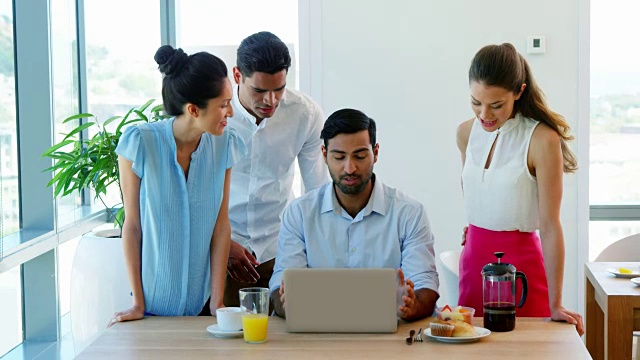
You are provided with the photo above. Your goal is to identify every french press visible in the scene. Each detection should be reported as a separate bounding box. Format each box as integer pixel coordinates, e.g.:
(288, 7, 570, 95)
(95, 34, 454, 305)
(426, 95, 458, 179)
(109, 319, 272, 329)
(482, 251, 528, 332)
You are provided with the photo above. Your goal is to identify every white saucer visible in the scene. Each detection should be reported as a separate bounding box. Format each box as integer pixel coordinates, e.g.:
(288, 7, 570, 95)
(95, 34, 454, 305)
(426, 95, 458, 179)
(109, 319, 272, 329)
(606, 268, 640, 279)
(206, 324, 243, 338)
(631, 277, 640, 287)
(425, 326, 491, 343)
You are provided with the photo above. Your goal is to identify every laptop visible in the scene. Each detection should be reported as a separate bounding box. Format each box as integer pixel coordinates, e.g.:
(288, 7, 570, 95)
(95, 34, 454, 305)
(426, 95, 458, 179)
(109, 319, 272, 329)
(283, 268, 398, 333)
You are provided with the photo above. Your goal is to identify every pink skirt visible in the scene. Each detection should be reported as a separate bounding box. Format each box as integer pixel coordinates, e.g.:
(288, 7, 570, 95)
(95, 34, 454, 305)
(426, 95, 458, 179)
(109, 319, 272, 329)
(458, 224, 550, 317)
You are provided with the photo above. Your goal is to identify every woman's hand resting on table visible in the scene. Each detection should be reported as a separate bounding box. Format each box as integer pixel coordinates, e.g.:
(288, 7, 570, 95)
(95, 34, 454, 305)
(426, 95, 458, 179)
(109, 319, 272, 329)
(550, 305, 584, 336)
(107, 304, 145, 328)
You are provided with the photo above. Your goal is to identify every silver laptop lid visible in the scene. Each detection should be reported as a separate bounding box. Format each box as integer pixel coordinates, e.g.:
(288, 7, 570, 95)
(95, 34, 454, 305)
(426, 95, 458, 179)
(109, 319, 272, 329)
(283, 268, 398, 333)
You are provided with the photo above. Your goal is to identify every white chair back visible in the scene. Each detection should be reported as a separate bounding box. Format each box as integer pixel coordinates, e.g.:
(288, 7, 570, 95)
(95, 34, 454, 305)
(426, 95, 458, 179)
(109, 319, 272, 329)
(595, 233, 640, 262)
(438, 250, 461, 306)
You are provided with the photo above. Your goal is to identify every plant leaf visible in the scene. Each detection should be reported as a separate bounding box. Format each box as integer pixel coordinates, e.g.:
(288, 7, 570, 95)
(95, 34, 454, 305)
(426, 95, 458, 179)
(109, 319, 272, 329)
(121, 107, 135, 123)
(62, 122, 96, 141)
(133, 110, 148, 122)
(116, 118, 144, 135)
(139, 99, 155, 113)
(63, 113, 94, 124)
(114, 207, 125, 229)
(102, 116, 122, 128)
(42, 140, 75, 157)
(46, 152, 76, 162)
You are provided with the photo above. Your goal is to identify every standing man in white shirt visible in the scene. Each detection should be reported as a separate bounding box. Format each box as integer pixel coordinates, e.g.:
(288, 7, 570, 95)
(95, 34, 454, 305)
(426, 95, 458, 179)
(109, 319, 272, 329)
(224, 31, 329, 308)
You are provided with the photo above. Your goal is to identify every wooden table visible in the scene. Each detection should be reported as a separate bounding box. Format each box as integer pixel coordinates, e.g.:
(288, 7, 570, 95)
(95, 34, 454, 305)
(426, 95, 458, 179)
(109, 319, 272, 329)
(78, 316, 589, 359)
(585, 262, 640, 360)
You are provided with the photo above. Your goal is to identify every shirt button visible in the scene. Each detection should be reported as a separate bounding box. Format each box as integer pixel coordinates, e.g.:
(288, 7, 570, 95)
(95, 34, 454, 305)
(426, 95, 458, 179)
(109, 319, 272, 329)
(350, 247, 356, 253)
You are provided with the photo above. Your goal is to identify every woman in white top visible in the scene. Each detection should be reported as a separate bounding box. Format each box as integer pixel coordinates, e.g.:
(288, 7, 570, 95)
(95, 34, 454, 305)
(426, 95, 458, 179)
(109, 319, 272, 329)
(456, 43, 583, 335)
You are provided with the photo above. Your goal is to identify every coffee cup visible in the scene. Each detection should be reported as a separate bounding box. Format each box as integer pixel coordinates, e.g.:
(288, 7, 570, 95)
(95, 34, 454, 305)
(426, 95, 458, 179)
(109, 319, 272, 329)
(216, 307, 242, 332)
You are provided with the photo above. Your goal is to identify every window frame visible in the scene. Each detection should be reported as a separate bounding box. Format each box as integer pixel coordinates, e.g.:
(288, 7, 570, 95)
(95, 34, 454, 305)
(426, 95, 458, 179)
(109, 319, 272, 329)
(0, 0, 179, 357)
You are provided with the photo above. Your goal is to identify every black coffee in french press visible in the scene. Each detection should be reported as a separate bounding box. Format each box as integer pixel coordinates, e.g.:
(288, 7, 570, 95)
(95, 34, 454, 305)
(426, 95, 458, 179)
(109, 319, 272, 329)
(482, 252, 528, 332)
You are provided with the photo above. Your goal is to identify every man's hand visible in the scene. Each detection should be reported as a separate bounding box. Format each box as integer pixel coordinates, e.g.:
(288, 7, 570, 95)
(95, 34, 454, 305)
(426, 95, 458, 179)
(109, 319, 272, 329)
(272, 280, 286, 318)
(279, 280, 286, 310)
(227, 241, 260, 283)
(396, 268, 418, 320)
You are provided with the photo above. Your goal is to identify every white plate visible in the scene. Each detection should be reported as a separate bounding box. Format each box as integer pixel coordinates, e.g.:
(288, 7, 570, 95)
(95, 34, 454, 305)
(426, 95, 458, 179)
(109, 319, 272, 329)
(206, 324, 243, 338)
(631, 277, 640, 286)
(606, 268, 640, 279)
(425, 326, 491, 343)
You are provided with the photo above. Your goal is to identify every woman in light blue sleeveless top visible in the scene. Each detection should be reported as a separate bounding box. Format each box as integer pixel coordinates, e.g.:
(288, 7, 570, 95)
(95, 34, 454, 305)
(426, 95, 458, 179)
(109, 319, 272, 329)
(109, 45, 245, 325)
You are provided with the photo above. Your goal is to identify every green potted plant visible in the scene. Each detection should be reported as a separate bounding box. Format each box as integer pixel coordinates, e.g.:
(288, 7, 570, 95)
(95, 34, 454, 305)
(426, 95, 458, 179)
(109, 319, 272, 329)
(42, 99, 168, 228)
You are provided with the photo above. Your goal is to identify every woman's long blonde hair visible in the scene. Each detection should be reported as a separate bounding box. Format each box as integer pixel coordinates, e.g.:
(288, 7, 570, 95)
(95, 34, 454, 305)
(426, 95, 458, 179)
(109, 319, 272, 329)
(469, 43, 578, 173)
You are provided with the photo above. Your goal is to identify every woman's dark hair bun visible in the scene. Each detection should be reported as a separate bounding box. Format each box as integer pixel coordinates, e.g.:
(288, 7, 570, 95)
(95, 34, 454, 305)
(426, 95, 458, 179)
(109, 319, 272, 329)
(154, 45, 189, 76)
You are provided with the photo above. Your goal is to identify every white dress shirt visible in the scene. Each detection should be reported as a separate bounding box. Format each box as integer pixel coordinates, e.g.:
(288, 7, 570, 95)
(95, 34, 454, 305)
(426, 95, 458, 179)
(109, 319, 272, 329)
(269, 177, 440, 294)
(228, 85, 329, 263)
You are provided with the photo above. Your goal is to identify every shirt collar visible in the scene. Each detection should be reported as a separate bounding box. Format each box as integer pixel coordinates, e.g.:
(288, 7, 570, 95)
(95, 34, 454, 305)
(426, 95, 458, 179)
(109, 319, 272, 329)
(496, 112, 522, 134)
(320, 174, 387, 217)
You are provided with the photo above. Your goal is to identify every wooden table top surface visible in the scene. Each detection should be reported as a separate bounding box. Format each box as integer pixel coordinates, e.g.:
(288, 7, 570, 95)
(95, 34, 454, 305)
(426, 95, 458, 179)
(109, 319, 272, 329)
(78, 315, 590, 359)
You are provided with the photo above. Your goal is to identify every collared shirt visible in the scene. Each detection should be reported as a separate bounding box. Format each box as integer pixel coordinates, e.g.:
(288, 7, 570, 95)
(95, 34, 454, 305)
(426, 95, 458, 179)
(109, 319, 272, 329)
(227, 85, 329, 262)
(116, 119, 245, 316)
(269, 176, 439, 295)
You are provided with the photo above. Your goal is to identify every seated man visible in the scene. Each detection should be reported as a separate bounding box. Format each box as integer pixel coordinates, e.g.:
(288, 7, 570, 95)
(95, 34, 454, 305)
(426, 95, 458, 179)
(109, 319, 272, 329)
(269, 108, 439, 321)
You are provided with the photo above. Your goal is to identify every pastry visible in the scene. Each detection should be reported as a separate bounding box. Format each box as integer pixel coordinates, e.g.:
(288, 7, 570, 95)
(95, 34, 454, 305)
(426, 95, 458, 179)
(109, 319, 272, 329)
(430, 320, 455, 337)
(450, 320, 476, 337)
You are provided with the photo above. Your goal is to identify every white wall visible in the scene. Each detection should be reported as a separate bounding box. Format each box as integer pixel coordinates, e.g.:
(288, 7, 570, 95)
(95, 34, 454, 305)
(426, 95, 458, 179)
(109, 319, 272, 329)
(305, 0, 586, 311)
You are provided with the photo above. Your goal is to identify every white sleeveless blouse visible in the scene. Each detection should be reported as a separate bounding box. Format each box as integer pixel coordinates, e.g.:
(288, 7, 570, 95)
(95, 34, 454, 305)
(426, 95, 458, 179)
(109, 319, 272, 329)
(462, 113, 540, 232)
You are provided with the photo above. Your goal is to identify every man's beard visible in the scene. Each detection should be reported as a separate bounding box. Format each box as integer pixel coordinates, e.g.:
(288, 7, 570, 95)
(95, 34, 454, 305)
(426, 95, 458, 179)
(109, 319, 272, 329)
(331, 170, 373, 195)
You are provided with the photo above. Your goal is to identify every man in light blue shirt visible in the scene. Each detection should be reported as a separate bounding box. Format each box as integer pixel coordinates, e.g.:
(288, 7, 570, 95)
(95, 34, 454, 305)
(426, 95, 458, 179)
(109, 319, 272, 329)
(269, 109, 439, 321)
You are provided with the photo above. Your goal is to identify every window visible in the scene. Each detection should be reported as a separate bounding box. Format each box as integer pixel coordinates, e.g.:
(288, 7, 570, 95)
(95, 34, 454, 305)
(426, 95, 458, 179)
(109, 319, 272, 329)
(84, 0, 161, 209)
(0, 0, 20, 258)
(51, 0, 81, 227)
(589, 221, 640, 261)
(590, 0, 640, 259)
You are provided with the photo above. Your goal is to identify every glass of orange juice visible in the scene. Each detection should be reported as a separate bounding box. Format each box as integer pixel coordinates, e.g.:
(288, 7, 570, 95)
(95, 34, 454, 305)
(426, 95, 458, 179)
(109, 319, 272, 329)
(239, 287, 269, 343)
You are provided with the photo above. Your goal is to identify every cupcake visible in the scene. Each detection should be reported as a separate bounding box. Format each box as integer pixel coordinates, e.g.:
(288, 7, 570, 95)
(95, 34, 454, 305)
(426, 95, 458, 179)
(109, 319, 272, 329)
(430, 320, 455, 337)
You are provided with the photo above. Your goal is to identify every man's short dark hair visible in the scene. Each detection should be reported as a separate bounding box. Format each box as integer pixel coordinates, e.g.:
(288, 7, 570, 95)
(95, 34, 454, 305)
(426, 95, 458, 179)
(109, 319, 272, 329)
(321, 108, 377, 148)
(237, 31, 291, 77)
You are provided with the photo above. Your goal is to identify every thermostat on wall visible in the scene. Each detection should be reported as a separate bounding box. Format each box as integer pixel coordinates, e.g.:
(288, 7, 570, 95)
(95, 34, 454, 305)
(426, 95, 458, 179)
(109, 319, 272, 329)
(527, 36, 545, 54)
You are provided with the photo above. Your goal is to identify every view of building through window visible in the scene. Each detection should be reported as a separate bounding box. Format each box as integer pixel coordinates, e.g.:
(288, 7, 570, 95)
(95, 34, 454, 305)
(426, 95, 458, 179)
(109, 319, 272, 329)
(0, 1, 23, 355)
(51, 0, 81, 227)
(589, 0, 640, 259)
(84, 0, 162, 209)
